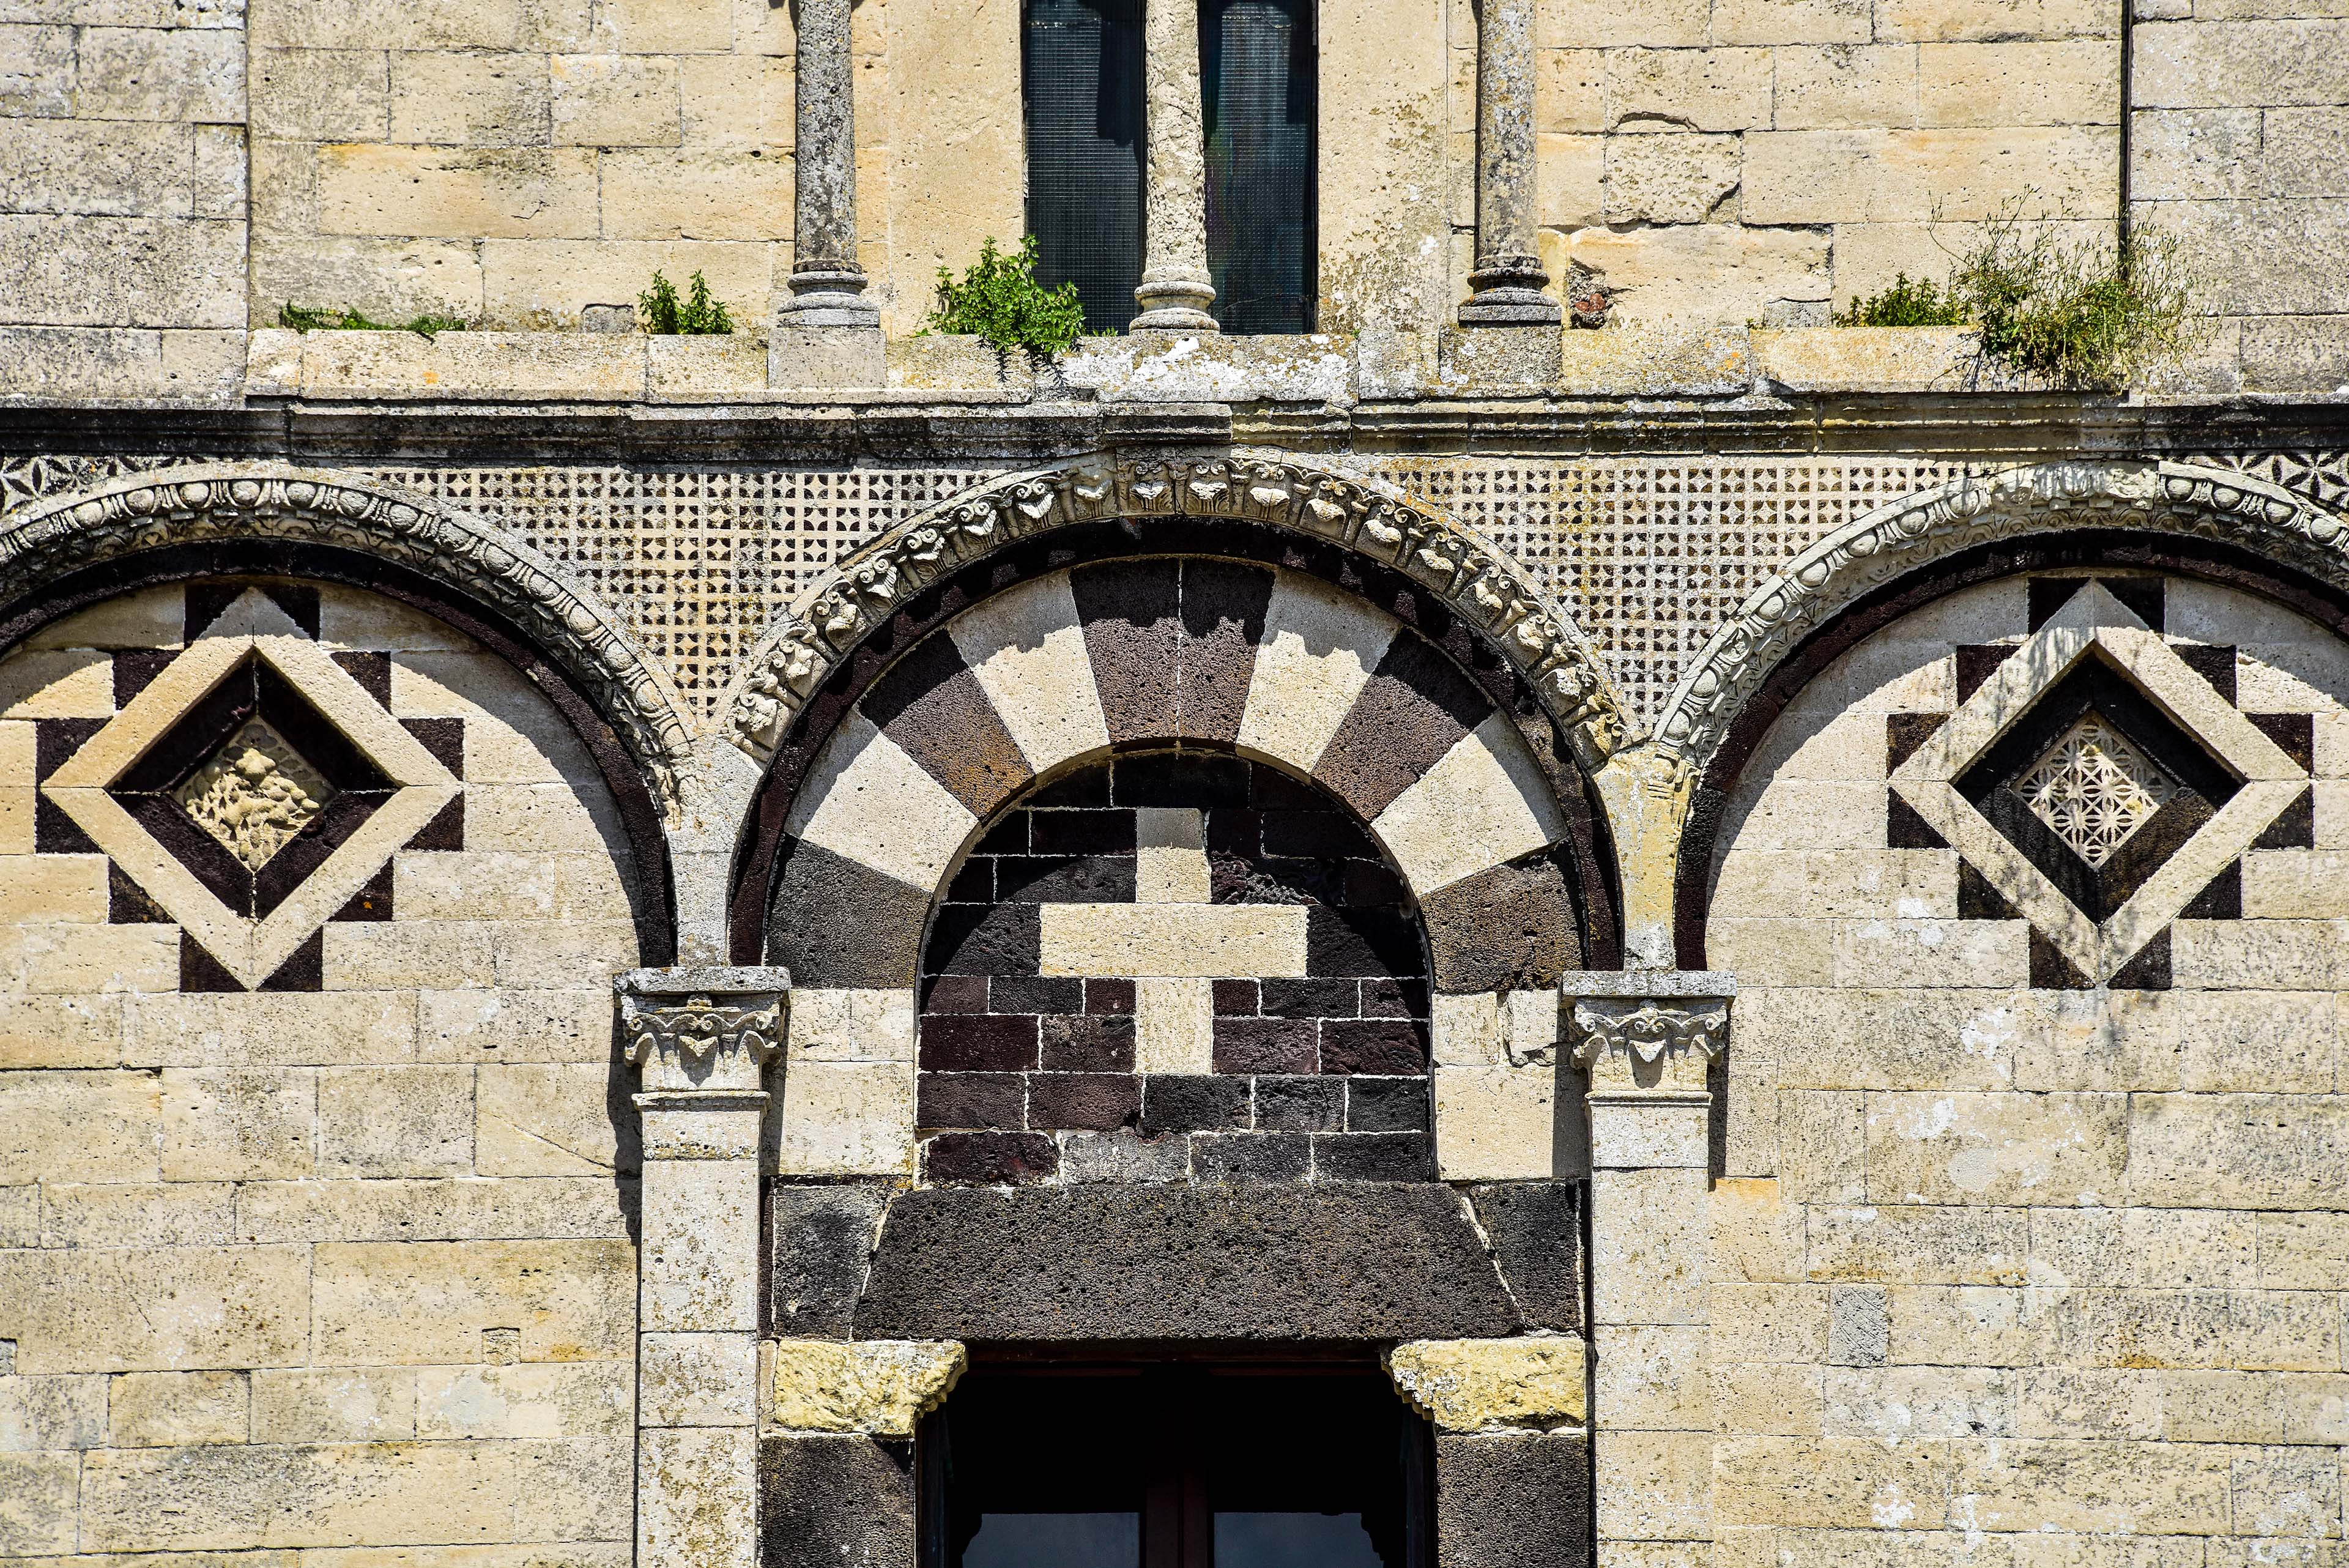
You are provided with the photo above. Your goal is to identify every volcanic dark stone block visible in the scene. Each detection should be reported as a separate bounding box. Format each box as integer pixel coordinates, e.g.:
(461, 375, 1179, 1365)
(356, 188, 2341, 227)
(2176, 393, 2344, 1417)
(993, 852, 1136, 902)
(1039, 1012, 1136, 1071)
(1211, 1016, 1319, 1074)
(1071, 558, 1182, 744)
(861, 633, 1034, 817)
(917, 1072, 1027, 1131)
(854, 1183, 1521, 1340)
(1261, 976, 1359, 1018)
(1321, 1018, 1426, 1075)
(766, 837, 929, 987)
(1433, 1432, 1591, 1568)
(1085, 978, 1136, 1014)
(1113, 749, 1253, 808)
(1212, 978, 1261, 1016)
(917, 1013, 1038, 1072)
(762, 1435, 915, 1568)
(769, 1182, 891, 1338)
(1140, 1073, 1251, 1133)
(989, 975, 1083, 1014)
(1466, 1180, 1584, 1332)
(1308, 907, 1423, 979)
(1026, 1072, 1141, 1130)
(1420, 853, 1578, 994)
(1255, 1074, 1345, 1131)
(1030, 809, 1139, 856)
(1346, 1077, 1431, 1133)
(1175, 558, 1275, 741)
(922, 1130, 1058, 1184)
(1314, 634, 1492, 820)
(920, 973, 988, 1013)
(924, 902, 1041, 976)
(1313, 1131, 1431, 1181)
(1193, 1131, 1311, 1184)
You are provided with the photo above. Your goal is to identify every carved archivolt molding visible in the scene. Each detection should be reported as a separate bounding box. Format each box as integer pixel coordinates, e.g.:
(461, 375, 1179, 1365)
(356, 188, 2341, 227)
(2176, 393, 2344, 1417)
(722, 450, 1628, 772)
(0, 461, 695, 796)
(1654, 459, 2349, 773)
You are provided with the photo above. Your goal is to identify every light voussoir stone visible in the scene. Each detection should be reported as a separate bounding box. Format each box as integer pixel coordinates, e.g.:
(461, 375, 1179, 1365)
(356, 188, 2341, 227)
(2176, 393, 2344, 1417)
(1386, 1336, 1589, 1432)
(766, 1338, 968, 1437)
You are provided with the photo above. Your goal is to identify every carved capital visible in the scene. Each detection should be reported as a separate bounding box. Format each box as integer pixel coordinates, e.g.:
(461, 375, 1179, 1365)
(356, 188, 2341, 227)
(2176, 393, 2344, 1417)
(617, 965, 792, 1097)
(1561, 972, 1735, 1095)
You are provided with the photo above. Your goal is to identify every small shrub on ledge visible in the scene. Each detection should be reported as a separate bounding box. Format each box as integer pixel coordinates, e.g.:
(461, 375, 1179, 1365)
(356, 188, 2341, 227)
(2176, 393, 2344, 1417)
(639, 270, 736, 334)
(278, 303, 470, 337)
(924, 235, 1085, 359)
(1832, 202, 2202, 391)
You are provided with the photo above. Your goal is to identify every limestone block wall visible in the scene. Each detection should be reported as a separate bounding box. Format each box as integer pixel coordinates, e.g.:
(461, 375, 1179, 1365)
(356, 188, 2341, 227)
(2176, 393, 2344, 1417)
(2131, 12, 2349, 390)
(245, 0, 1023, 336)
(1529, 0, 2124, 326)
(0, 579, 642, 1562)
(1701, 567, 2349, 1568)
(0, 0, 248, 400)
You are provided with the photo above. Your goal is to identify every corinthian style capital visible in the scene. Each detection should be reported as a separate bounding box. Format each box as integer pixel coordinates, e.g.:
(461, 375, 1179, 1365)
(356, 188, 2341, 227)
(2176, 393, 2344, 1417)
(616, 966, 792, 1096)
(1560, 972, 1735, 1093)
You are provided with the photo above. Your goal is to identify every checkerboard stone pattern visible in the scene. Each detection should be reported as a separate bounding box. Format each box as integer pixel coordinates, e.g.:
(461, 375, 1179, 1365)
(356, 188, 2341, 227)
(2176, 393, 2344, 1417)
(765, 555, 1590, 1183)
(0, 579, 642, 1561)
(918, 751, 1433, 1185)
(1701, 570, 2349, 1568)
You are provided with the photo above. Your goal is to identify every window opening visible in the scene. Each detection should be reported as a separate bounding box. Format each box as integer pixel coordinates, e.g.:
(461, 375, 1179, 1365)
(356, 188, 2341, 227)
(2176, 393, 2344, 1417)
(927, 1365, 1425, 1568)
(1025, 0, 1146, 332)
(1201, 0, 1316, 333)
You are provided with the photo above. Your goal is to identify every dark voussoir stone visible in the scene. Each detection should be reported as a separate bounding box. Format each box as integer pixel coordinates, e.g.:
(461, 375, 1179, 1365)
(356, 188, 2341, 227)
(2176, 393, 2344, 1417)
(853, 1183, 1521, 1341)
(1468, 1180, 1585, 1333)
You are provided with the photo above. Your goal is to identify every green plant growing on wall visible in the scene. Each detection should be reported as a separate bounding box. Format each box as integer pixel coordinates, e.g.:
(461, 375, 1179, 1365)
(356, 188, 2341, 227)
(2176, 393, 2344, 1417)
(279, 303, 470, 337)
(924, 236, 1085, 359)
(1831, 199, 2202, 391)
(639, 270, 737, 334)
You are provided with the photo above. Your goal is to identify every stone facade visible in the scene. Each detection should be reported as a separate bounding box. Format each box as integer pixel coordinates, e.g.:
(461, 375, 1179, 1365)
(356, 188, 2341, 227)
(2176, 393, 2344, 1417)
(1, 1, 2347, 1565)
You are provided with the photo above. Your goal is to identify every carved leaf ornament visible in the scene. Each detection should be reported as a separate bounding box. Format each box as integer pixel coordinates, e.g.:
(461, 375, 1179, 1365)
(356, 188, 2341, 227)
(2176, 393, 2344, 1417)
(725, 453, 1628, 774)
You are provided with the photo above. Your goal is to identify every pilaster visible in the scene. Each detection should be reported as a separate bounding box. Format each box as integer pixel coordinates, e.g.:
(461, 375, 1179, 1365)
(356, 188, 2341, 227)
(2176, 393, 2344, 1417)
(1563, 972, 1734, 1568)
(620, 966, 792, 1568)
(1131, 0, 1219, 332)
(1458, 0, 1559, 326)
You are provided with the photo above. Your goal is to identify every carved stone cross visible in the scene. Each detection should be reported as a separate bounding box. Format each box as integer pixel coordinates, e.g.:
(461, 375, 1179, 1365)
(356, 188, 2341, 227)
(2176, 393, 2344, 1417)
(1036, 808, 1308, 1073)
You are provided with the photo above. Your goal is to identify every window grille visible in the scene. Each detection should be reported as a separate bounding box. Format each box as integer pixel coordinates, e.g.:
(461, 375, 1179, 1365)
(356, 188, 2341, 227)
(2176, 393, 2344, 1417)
(1025, 0, 1146, 333)
(1202, 0, 1316, 334)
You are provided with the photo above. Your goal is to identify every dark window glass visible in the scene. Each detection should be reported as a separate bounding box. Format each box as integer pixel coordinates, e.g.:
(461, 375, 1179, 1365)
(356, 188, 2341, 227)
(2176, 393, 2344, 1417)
(929, 1367, 1423, 1568)
(1025, 0, 1146, 333)
(1201, 0, 1316, 334)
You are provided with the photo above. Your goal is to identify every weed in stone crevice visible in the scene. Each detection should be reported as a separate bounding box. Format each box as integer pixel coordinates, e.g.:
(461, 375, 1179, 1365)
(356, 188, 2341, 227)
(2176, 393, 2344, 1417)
(923, 235, 1085, 359)
(637, 270, 737, 335)
(278, 303, 471, 337)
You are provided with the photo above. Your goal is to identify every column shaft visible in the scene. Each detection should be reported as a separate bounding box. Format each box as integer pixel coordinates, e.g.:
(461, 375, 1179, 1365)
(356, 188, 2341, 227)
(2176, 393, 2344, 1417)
(1460, 0, 1560, 325)
(1132, 0, 1219, 332)
(785, 0, 875, 325)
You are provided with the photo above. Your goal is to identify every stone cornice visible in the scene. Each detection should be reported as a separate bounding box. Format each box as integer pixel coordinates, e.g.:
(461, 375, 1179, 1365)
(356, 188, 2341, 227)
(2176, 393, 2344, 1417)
(723, 449, 1630, 773)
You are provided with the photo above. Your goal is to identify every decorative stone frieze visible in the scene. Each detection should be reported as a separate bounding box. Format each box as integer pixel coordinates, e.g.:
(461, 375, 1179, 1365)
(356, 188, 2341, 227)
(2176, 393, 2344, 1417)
(1657, 459, 2349, 771)
(725, 451, 1625, 772)
(1386, 1337, 1587, 1432)
(0, 462, 693, 796)
(766, 1339, 967, 1437)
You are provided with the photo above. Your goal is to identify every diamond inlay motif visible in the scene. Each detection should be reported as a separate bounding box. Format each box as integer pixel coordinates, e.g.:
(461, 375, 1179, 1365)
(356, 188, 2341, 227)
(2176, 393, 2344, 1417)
(2012, 715, 2176, 868)
(174, 718, 338, 871)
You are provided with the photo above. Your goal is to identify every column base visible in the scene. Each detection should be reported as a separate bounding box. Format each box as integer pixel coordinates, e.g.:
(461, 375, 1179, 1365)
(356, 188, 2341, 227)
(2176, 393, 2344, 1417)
(1460, 256, 1562, 326)
(782, 264, 881, 329)
(1131, 275, 1220, 334)
(769, 321, 886, 389)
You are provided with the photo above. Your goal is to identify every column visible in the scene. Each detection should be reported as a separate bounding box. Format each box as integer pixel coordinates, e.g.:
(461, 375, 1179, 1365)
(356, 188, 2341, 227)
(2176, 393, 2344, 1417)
(1131, 0, 1219, 332)
(782, 0, 873, 327)
(1564, 971, 1734, 1568)
(619, 966, 792, 1568)
(1458, 0, 1560, 325)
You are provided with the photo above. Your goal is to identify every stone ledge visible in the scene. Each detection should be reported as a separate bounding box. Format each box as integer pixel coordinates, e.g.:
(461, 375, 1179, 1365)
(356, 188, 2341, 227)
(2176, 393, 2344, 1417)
(1386, 1336, 1588, 1432)
(765, 1338, 965, 1436)
(1753, 325, 1982, 393)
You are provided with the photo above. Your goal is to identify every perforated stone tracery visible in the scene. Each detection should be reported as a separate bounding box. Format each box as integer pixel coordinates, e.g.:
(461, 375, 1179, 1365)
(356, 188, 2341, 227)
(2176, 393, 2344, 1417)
(2011, 715, 2176, 868)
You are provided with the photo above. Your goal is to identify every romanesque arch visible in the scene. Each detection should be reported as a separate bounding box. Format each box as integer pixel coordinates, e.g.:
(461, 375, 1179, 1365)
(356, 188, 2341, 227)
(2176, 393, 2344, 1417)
(0, 461, 691, 962)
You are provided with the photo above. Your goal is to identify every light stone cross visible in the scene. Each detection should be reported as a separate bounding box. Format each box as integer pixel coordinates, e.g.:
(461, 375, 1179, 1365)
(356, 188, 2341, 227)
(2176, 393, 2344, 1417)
(1038, 808, 1309, 1072)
